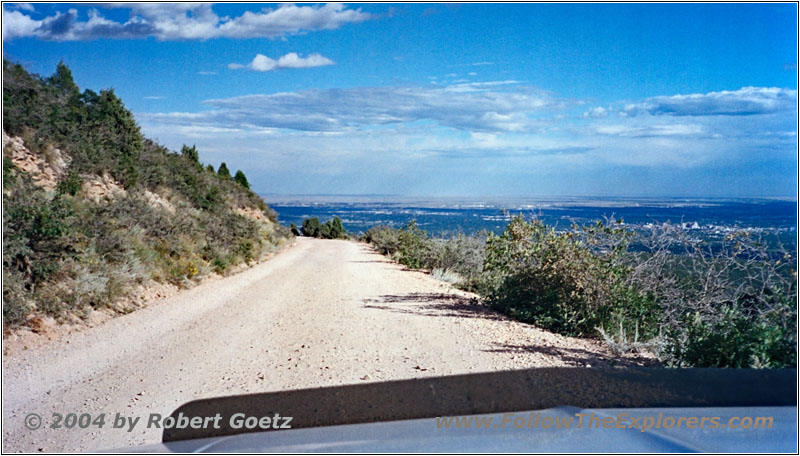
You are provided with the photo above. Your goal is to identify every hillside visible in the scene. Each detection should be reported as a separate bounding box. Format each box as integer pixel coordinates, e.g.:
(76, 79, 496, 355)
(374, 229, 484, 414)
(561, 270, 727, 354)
(2, 60, 292, 330)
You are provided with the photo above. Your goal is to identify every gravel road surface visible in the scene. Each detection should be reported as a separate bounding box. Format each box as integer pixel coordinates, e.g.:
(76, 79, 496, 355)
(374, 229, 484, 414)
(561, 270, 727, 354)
(3, 237, 647, 452)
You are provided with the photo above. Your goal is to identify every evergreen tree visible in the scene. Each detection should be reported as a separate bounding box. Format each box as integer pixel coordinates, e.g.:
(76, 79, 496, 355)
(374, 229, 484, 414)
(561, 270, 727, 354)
(181, 144, 199, 163)
(47, 61, 81, 100)
(91, 88, 143, 187)
(234, 170, 250, 189)
(329, 216, 346, 239)
(3, 60, 45, 134)
(217, 162, 230, 178)
(301, 217, 321, 237)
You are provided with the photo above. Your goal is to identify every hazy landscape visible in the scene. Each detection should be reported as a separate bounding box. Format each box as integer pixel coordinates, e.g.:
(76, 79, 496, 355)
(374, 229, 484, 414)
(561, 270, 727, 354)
(267, 196, 797, 234)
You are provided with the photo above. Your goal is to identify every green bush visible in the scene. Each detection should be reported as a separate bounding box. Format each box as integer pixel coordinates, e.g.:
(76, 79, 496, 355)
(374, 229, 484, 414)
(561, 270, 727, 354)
(482, 216, 658, 338)
(427, 234, 486, 287)
(364, 225, 401, 255)
(363, 223, 484, 286)
(56, 170, 83, 196)
(394, 221, 433, 269)
(301, 217, 321, 237)
(3, 156, 17, 188)
(666, 302, 796, 368)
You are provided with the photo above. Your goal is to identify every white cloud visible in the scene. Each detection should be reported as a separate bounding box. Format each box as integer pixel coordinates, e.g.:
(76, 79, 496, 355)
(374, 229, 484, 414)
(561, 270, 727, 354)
(2, 8, 42, 40)
(623, 87, 797, 117)
(583, 106, 608, 118)
(7, 3, 34, 12)
(139, 81, 559, 133)
(215, 4, 370, 39)
(2, 3, 371, 41)
(230, 53, 334, 72)
(593, 123, 704, 138)
(136, 84, 796, 189)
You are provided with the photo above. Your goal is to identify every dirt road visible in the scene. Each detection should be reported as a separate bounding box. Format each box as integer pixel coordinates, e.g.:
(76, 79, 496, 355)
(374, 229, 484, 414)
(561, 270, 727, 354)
(3, 238, 646, 452)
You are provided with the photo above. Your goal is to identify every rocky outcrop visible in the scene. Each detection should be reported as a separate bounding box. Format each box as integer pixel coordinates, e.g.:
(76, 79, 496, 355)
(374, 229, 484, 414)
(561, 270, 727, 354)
(235, 206, 267, 221)
(2, 131, 70, 191)
(143, 189, 176, 213)
(81, 171, 127, 203)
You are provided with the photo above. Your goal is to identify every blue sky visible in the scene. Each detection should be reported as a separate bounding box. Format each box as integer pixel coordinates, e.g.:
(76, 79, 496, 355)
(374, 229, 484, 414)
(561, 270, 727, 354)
(3, 3, 797, 197)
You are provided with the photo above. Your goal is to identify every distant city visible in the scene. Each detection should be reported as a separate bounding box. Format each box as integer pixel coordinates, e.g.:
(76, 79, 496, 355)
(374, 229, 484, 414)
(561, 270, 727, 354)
(263, 196, 797, 241)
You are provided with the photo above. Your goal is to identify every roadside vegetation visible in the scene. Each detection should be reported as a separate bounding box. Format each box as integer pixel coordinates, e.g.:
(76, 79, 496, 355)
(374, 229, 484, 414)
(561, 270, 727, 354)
(3, 60, 292, 328)
(298, 216, 347, 239)
(363, 217, 797, 368)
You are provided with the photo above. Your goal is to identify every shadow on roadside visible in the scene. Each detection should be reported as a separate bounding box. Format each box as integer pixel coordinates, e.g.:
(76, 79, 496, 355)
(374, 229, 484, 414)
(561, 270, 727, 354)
(363, 292, 504, 321)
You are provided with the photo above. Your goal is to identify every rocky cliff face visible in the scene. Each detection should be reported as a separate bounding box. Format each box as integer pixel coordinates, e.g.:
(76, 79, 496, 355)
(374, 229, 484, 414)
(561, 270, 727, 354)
(3, 131, 70, 191)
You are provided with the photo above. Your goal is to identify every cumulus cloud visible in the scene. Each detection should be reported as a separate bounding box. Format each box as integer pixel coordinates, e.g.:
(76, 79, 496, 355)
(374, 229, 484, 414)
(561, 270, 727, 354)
(139, 81, 559, 133)
(229, 53, 334, 72)
(2, 3, 371, 41)
(623, 87, 797, 117)
(2, 8, 44, 40)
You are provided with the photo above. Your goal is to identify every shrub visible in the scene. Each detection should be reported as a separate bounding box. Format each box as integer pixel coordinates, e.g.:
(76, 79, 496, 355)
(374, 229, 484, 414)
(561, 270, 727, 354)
(364, 225, 400, 255)
(363, 223, 484, 287)
(301, 217, 321, 237)
(56, 170, 83, 196)
(3, 156, 17, 188)
(427, 234, 486, 286)
(482, 216, 658, 338)
(631, 225, 797, 367)
(3, 269, 30, 326)
(665, 302, 796, 368)
(395, 221, 433, 269)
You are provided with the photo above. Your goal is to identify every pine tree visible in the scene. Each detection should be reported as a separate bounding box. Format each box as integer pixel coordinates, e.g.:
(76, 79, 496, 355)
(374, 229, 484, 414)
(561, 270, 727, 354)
(301, 218, 321, 237)
(181, 144, 199, 163)
(330, 216, 346, 239)
(234, 170, 250, 189)
(217, 162, 230, 178)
